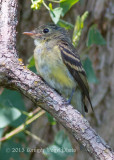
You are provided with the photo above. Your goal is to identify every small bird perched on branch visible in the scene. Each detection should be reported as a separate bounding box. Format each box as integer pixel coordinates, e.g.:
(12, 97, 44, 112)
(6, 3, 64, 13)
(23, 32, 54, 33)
(23, 24, 93, 115)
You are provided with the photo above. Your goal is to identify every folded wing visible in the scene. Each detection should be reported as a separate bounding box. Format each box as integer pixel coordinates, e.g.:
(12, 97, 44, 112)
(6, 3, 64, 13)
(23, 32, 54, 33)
(58, 41, 93, 112)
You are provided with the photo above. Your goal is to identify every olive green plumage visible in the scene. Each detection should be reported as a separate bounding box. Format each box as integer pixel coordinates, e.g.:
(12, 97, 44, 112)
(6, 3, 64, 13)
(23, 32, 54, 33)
(24, 24, 93, 115)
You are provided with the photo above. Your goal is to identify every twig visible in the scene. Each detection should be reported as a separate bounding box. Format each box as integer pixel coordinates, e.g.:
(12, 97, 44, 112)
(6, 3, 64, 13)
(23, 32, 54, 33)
(25, 130, 48, 146)
(0, 110, 45, 142)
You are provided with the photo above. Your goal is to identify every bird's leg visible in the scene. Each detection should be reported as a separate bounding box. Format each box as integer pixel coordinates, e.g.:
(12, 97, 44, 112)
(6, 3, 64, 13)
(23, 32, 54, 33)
(65, 88, 75, 105)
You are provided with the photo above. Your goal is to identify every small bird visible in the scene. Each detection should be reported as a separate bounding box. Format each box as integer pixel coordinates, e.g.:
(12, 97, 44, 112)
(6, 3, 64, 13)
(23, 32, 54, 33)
(23, 24, 93, 115)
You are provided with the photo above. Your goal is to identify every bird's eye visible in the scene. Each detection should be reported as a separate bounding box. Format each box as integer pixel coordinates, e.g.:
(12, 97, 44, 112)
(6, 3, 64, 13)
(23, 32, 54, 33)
(43, 28, 49, 33)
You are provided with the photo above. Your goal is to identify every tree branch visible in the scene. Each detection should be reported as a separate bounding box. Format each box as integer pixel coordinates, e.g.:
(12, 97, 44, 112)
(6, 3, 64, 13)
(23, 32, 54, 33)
(0, 0, 114, 159)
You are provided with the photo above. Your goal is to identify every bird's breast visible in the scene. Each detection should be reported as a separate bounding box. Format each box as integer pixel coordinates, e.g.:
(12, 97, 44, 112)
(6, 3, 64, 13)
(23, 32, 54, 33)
(34, 43, 76, 95)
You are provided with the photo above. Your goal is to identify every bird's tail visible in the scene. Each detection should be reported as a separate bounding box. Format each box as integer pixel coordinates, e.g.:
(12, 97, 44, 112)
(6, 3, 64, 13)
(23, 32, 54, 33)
(71, 89, 85, 116)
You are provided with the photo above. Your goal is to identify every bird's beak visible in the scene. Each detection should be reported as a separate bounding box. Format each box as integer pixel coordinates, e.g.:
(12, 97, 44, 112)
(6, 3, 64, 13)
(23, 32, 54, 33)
(23, 31, 35, 36)
(23, 31, 42, 37)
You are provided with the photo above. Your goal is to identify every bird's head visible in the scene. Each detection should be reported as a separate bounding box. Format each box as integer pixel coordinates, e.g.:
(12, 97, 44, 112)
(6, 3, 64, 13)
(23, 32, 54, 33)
(23, 24, 70, 45)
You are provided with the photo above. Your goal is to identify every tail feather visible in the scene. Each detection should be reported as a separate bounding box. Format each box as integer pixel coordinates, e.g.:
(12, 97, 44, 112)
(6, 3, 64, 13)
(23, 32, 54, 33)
(87, 95, 94, 112)
(82, 94, 94, 113)
(84, 104, 88, 113)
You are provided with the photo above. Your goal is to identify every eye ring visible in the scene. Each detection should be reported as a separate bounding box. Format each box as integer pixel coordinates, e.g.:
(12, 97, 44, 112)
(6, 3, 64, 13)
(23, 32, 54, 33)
(43, 28, 49, 33)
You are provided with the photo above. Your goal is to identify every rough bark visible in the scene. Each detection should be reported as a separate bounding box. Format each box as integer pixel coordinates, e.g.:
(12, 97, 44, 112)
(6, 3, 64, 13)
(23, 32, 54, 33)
(0, 0, 114, 160)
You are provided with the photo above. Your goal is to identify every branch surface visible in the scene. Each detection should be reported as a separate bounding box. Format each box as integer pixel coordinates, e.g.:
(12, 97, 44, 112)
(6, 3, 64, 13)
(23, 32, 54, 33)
(0, 0, 114, 160)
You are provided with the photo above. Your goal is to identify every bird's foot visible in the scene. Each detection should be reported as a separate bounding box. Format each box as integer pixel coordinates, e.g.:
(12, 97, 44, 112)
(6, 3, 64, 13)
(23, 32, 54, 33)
(64, 99, 71, 105)
(64, 89, 75, 105)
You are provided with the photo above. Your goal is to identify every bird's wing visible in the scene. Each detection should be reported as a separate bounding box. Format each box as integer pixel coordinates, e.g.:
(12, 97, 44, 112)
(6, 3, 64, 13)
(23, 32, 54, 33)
(58, 41, 93, 112)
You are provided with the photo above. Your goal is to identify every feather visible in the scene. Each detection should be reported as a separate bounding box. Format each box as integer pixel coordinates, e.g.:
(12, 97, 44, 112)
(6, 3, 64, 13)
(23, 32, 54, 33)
(58, 41, 93, 112)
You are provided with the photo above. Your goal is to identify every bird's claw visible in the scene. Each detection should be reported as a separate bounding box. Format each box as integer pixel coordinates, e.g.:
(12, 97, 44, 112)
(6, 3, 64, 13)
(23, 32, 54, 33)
(64, 99, 71, 105)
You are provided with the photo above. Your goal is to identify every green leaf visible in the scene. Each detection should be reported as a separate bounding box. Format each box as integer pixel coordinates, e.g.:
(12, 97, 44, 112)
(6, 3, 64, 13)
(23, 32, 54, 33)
(0, 128, 4, 138)
(50, 7, 63, 24)
(31, 0, 43, 10)
(49, 3, 53, 11)
(27, 55, 35, 68)
(57, 19, 74, 30)
(46, 112, 56, 125)
(72, 11, 88, 47)
(82, 57, 98, 83)
(27, 56, 37, 73)
(0, 89, 26, 127)
(60, 0, 79, 16)
(0, 105, 21, 128)
(29, 66, 37, 73)
(0, 128, 4, 145)
(87, 25, 106, 47)
(43, 130, 74, 160)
